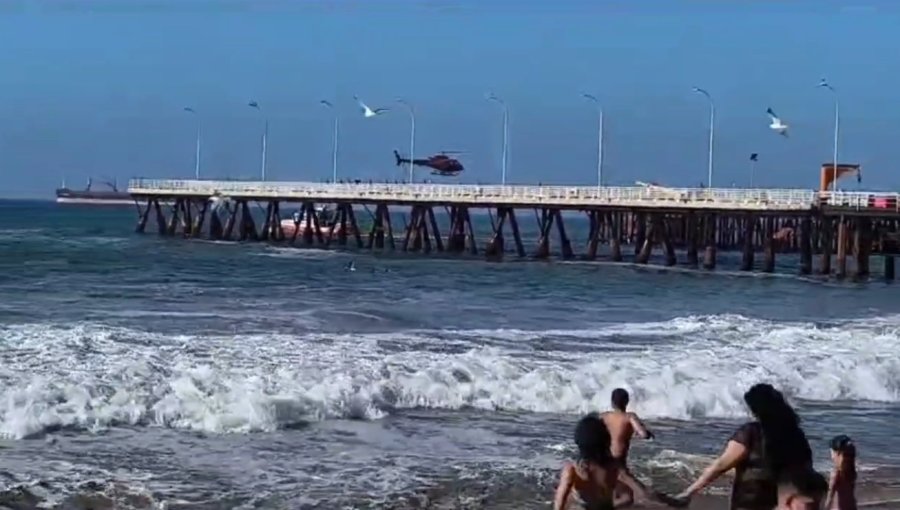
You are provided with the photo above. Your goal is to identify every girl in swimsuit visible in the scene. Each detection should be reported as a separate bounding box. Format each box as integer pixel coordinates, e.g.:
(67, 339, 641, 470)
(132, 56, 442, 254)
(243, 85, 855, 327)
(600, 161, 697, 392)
(824, 435, 857, 510)
(554, 413, 630, 510)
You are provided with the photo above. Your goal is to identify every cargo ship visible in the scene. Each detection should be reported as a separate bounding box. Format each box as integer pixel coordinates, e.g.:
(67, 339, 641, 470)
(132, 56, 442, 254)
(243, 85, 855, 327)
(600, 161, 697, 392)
(55, 178, 132, 205)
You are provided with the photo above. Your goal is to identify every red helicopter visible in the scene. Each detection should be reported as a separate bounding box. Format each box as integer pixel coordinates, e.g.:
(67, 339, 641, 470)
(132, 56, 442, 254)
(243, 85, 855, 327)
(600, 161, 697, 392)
(393, 150, 464, 176)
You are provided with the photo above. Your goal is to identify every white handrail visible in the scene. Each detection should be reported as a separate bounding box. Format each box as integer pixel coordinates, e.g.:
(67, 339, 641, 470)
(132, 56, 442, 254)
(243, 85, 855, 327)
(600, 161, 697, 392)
(126, 178, 900, 212)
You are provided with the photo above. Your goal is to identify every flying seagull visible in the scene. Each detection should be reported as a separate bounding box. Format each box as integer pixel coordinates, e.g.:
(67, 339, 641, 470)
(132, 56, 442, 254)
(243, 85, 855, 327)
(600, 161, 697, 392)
(766, 108, 789, 137)
(750, 153, 758, 162)
(354, 96, 388, 118)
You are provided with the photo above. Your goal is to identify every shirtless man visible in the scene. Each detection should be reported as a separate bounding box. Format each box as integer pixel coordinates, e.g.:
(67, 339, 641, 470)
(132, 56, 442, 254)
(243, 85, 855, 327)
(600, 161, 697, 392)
(600, 388, 655, 507)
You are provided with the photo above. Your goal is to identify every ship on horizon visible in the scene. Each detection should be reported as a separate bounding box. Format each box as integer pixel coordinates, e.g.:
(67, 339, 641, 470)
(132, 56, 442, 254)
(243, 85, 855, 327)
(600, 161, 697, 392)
(55, 177, 132, 205)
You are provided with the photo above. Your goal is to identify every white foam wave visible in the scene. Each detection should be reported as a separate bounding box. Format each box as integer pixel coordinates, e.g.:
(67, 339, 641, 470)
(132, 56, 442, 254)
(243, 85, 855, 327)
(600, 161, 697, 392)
(1, 313, 899, 439)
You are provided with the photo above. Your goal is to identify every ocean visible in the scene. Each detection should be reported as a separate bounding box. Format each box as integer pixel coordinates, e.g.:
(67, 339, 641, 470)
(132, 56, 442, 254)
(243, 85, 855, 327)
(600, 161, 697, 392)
(1, 199, 899, 509)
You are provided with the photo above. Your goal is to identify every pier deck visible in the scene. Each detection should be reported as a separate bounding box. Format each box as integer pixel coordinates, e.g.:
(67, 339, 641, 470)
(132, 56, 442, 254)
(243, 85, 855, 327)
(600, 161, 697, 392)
(128, 179, 900, 280)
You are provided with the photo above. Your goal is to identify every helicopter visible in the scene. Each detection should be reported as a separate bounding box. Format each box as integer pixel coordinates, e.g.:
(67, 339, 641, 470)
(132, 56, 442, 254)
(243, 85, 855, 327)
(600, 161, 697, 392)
(393, 150, 464, 176)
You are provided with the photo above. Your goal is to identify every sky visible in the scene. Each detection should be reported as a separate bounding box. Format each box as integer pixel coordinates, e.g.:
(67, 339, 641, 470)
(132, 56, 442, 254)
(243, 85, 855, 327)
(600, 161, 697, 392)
(1, 0, 900, 198)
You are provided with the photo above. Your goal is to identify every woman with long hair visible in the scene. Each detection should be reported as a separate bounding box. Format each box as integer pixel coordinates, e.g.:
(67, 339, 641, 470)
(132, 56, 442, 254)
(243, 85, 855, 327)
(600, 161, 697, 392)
(824, 435, 857, 510)
(675, 383, 813, 509)
(554, 413, 637, 510)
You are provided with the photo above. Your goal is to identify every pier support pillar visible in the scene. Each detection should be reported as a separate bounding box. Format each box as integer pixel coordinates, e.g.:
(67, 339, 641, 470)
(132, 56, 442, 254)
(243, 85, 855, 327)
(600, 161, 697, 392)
(508, 209, 526, 257)
(209, 207, 223, 240)
(819, 216, 833, 275)
(367, 204, 386, 249)
(585, 211, 600, 260)
(836, 216, 848, 279)
(636, 215, 657, 264)
(485, 208, 507, 260)
(135, 198, 152, 233)
(703, 213, 717, 270)
(662, 216, 677, 267)
(885, 256, 896, 281)
(427, 207, 443, 252)
(800, 215, 813, 275)
(610, 212, 623, 262)
(446, 206, 469, 254)
(854, 217, 871, 280)
(554, 210, 575, 260)
(685, 211, 699, 267)
(763, 217, 776, 273)
(740, 213, 755, 271)
(534, 209, 554, 259)
(634, 212, 646, 256)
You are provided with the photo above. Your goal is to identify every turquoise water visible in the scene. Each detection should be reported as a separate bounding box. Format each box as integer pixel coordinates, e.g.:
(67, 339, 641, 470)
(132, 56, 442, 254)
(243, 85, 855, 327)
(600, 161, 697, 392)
(1, 200, 899, 508)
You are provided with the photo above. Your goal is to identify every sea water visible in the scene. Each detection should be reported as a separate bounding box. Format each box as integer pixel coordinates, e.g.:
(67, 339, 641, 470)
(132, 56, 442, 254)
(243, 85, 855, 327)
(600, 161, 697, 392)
(1, 200, 899, 508)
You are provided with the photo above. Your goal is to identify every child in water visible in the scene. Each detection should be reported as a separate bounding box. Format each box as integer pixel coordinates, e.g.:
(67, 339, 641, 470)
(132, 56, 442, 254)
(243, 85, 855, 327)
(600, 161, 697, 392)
(824, 435, 857, 510)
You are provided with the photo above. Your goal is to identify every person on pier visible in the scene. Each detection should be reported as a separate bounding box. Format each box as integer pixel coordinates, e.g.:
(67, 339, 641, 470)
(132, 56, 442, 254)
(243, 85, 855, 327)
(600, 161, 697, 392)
(600, 388, 657, 507)
(675, 383, 813, 509)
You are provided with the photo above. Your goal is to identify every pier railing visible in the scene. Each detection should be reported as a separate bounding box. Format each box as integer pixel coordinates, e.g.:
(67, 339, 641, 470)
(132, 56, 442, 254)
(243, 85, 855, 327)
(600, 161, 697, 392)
(129, 179, 823, 211)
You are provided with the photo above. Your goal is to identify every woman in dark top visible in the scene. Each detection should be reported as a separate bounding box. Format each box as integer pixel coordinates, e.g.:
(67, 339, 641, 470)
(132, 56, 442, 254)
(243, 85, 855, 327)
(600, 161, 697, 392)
(675, 383, 813, 509)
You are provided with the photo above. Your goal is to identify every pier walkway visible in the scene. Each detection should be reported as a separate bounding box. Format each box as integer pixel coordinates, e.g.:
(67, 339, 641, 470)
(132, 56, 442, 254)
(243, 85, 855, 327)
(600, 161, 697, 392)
(128, 179, 888, 211)
(127, 179, 900, 280)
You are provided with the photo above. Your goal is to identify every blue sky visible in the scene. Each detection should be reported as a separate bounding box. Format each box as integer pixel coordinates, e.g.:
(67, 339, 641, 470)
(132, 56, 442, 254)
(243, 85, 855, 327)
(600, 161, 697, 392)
(1, 0, 899, 197)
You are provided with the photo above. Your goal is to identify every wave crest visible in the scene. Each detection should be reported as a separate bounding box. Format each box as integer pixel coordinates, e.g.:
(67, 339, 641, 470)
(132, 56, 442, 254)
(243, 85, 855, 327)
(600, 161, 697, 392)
(1, 314, 899, 439)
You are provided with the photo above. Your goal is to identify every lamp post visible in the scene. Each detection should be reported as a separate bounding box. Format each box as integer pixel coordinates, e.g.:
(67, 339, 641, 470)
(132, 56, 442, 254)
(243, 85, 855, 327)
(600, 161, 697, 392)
(749, 153, 758, 188)
(582, 94, 604, 187)
(320, 100, 339, 183)
(487, 92, 509, 185)
(183, 107, 201, 180)
(817, 78, 840, 193)
(692, 87, 715, 188)
(396, 98, 415, 184)
(248, 100, 267, 180)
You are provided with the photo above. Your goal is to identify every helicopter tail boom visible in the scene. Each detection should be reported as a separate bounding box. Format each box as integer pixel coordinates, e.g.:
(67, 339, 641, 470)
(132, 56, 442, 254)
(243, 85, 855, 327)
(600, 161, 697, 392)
(393, 150, 405, 167)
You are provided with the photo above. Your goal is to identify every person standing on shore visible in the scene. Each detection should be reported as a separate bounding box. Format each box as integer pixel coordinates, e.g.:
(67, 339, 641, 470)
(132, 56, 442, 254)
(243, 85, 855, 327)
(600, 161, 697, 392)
(824, 435, 858, 510)
(674, 383, 813, 509)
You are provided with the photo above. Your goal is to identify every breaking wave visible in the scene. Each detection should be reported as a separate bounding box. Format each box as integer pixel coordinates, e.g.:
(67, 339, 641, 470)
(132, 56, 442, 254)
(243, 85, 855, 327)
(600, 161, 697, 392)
(1, 313, 899, 439)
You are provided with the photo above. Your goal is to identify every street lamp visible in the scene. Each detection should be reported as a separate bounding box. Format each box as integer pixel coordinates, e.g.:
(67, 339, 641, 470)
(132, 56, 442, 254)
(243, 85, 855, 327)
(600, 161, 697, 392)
(183, 107, 201, 180)
(248, 100, 267, 181)
(396, 98, 415, 184)
(582, 94, 604, 187)
(320, 100, 339, 183)
(817, 78, 840, 193)
(692, 87, 715, 188)
(749, 153, 759, 188)
(487, 92, 509, 185)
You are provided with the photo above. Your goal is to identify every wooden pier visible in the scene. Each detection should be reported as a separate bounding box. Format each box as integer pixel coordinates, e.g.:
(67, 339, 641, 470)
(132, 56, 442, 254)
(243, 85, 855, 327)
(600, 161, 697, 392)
(128, 179, 900, 280)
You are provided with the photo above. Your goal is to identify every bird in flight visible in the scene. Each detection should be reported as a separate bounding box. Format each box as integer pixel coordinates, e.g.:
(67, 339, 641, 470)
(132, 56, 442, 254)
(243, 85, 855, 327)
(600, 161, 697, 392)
(766, 108, 789, 137)
(354, 96, 388, 118)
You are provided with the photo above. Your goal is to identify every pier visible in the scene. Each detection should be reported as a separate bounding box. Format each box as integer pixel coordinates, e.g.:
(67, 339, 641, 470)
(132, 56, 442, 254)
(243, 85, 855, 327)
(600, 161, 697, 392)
(128, 178, 900, 280)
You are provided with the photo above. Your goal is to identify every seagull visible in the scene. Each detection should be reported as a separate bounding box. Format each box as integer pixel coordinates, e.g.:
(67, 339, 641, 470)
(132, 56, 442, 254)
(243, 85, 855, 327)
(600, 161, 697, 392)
(766, 108, 789, 137)
(354, 96, 388, 118)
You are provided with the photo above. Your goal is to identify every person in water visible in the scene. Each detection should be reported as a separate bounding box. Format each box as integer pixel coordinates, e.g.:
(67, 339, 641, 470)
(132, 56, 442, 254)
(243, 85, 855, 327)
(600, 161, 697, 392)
(554, 413, 638, 510)
(824, 435, 857, 510)
(675, 383, 813, 509)
(776, 468, 829, 510)
(600, 388, 655, 506)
